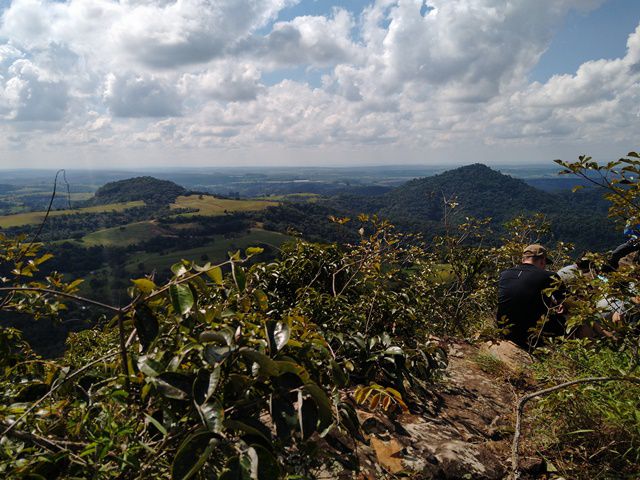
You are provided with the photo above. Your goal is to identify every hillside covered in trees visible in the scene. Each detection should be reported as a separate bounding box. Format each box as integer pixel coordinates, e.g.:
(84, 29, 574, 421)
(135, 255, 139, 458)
(263, 163, 617, 252)
(88, 176, 188, 206)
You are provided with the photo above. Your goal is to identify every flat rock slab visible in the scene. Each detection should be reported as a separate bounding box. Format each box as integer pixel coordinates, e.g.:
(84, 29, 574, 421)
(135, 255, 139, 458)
(349, 341, 520, 479)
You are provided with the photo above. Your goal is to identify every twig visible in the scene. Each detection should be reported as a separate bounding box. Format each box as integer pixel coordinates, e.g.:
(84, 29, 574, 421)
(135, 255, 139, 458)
(16, 169, 68, 266)
(117, 311, 130, 391)
(0, 287, 121, 312)
(2, 423, 88, 450)
(511, 375, 640, 479)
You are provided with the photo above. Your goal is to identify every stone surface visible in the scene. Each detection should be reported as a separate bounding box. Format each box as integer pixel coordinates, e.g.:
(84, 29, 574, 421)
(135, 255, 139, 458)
(481, 340, 533, 371)
(346, 341, 522, 479)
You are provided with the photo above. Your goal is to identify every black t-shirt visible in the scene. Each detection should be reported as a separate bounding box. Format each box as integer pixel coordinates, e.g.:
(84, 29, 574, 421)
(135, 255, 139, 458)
(497, 263, 562, 348)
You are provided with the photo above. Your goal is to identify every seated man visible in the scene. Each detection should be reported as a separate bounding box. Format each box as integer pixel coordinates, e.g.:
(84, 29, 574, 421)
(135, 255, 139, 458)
(497, 244, 564, 350)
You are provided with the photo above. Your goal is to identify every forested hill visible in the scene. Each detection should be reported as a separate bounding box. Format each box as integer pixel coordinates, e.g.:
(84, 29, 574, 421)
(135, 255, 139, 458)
(303, 163, 619, 251)
(89, 176, 186, 206)
(382, 163, 555, 224)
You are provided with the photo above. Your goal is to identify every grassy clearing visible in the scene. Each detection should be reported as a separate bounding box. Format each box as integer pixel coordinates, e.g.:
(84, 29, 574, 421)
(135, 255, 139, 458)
(0, 201, 145, 228)
(81, 221, 161, 247)
(10, 192, 94, 201)
(256, 193, 321, 202)
(124, 228, 292, 275)
(170, 195, 278, 216)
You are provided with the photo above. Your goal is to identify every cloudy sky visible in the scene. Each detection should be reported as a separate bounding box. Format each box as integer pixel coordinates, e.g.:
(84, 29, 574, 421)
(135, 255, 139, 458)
(0, 0, 639, 169)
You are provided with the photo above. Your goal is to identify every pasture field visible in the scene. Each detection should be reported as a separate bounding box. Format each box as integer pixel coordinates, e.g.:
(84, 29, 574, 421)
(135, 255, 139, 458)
(170, 195, 278, 216)
(9, 192, 94, 201)
(0, 201, 145, 228)
(81, 221, 162, 247)
(124, 228, 292, 275)
(256, 193, 320, 202)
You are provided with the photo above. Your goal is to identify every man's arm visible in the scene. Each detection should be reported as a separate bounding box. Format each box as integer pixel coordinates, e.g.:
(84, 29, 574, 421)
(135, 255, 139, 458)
(606, 239, 640, 271)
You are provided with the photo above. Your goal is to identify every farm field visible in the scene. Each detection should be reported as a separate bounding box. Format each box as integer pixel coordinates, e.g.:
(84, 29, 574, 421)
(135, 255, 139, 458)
(81, 221, 162, 247)
(256, 193, 320, 202)
(123, 228, 292, 275)
(170, 195, 278, 216)
(0, 201, 145, 228)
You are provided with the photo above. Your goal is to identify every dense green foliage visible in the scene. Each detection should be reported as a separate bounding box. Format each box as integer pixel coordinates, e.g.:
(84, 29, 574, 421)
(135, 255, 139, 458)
(0, 217, 451, 479)
(89, 177, 187, 206)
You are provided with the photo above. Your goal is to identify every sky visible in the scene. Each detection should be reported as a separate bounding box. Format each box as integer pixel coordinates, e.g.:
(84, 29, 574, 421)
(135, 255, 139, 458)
(0, 0, 639, 169)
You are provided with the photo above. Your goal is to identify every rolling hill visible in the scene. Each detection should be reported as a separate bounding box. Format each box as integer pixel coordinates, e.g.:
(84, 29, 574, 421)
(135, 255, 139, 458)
(89, 176, 186, 205)
(307, 164, 619, 252)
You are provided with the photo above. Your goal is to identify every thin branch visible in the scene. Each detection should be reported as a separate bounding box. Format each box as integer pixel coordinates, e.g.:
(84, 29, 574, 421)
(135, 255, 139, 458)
(511, 375, 640, 479)
(17, 169, 68, 266)
(117, 312, 130, 391)
(1, 424, 88, 450)
(0, 286, 121, 312)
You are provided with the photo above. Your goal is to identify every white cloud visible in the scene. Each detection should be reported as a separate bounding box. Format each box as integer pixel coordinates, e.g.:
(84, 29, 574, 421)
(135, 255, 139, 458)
(103, 73, 182, 117)
(180, 62, 264, 102)
(258, 9, 361, 67)
(0, 58, 68, 121)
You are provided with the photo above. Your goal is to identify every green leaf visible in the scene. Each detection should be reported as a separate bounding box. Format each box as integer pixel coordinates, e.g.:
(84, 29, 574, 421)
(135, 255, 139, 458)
(193, 367, 221, 405)
(298, 390, 319, 440)
(144, 413, 168, 437)
(239, 348, 279, 376)
(265, 319, 292, 354)
(197, 400, 224, 433)
(253, 289, 269, 311)
(206, 266, 224, 285)
(170, 283, 194, 316)
(330, 360, 349, 388)
(171, 262, 189, 277)
(133, 305, 159, 352)
(250, 444, 280, 479)
(223, 419, 273, 447)
(155, 372, 194, 400)
(131, 278, 156, 294)
(171, 430, 218, 480)
(234, 266, 246, 292)
(203, 345, 233, 366)
(571, 185, 584, 193)
(338, 402, 364, 442)
(240, 448, 258, 479)
(193, 262, 212, 272)
(65, 278, 84, 291)
(274, 361, 310, 383)
(137, 355, 163, 378)
(199, 327, 234, 346)
(384, 346, 404, 356)
(270, 394, 297, 441)
(245, 247, 264, 257)
(303, 383, 333, 432)
(273, 321, 290, 351)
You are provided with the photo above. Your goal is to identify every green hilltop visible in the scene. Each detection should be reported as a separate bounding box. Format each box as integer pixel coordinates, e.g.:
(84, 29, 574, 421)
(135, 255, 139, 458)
(90, 176, 187, 206)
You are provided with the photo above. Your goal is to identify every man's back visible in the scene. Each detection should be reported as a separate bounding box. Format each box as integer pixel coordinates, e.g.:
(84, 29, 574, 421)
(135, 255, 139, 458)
(497, 263, 559, 348)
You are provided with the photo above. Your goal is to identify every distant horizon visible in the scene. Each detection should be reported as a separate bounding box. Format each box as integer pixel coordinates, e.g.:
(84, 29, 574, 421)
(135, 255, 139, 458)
(0, 161, 564, 172)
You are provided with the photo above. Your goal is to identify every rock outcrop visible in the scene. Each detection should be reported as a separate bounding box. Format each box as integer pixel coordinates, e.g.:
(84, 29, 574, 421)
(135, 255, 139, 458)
(337, 340, 536, 479)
